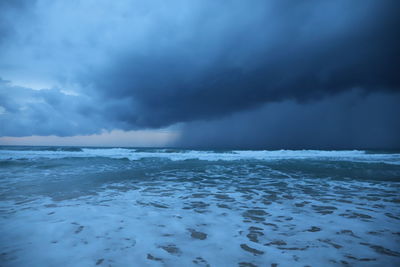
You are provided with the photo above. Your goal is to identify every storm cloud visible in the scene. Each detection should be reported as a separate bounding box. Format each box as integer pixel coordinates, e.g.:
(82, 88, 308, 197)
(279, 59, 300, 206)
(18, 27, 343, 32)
(0, 78, 112, 136)
(0, 0, 399, 148)
(89, 0, 400, 128)
(177, 90, 400, 149)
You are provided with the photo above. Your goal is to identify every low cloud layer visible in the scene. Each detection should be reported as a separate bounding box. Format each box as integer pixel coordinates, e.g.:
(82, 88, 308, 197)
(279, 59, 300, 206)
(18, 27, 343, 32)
(177, 90, 400, 149)
(0, 79, 109, 136)
(1, 0, 399, 148)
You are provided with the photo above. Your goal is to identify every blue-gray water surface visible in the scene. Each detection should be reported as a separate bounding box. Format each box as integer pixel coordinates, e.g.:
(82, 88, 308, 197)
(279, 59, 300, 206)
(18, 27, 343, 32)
(0, 147, 399, 266)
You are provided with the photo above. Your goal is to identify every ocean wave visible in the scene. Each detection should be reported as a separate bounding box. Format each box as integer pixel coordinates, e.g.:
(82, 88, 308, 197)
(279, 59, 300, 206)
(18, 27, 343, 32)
(1, 147, 400, 164)
(0, 146, 83, 152)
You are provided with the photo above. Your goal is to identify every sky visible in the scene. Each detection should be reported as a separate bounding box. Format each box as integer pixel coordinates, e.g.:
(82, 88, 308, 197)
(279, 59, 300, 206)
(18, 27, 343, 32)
(0, 0, 399, 149)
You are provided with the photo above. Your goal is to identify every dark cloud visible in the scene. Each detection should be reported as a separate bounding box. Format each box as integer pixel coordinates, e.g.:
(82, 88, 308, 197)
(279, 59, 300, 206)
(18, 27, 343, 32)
(0, 0, 35, 43)
(88, 0, 400, 128)
(0, 79, 116, 136)
(0, 0, 399, 148)
(176, 90, 400, 149)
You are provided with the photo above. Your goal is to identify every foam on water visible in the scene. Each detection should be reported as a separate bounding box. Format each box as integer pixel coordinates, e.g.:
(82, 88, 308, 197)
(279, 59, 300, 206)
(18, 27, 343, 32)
(1, 147, 400, 164)
(0, 147, 399, 266)
(1, 177, 399, 266)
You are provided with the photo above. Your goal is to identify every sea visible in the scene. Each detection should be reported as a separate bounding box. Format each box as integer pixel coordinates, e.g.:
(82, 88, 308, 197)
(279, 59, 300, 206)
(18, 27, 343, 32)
(0, 146, 399, 266)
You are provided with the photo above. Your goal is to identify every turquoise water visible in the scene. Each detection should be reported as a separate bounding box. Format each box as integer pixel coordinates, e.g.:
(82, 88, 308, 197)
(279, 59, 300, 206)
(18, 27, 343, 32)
(0, 147, 399, 266)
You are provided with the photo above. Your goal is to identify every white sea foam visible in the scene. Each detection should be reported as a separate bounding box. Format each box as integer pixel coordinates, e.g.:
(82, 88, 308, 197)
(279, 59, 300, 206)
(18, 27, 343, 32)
(1, 148, 400, 164)
(0, 146, 399, 266)
(1, 177, 399, 267)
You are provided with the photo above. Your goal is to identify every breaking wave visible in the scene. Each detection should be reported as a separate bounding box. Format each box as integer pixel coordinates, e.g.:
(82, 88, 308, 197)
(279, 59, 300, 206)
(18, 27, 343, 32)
(0, 147, 400, 165)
